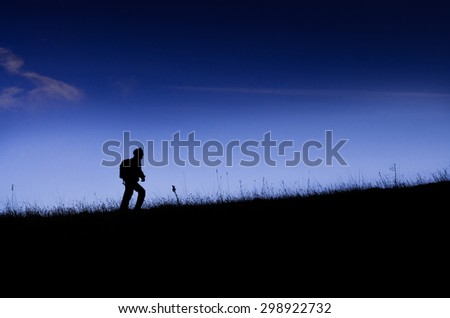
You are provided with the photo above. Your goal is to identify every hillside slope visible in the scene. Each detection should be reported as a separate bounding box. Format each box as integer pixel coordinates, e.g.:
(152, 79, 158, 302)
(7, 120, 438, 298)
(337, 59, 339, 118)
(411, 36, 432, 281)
(1, 181, 449, 297)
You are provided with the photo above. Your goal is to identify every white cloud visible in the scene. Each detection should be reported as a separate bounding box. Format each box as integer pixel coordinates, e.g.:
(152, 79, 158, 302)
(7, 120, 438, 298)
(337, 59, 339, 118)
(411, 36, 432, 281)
(24, 72, 82, 101)
(112, 77, 137, 97)
(0, 47, 83, 109)
(0, 87, 23, 109)
(0, 47, 24, 73)
(167, 86, 450, 98)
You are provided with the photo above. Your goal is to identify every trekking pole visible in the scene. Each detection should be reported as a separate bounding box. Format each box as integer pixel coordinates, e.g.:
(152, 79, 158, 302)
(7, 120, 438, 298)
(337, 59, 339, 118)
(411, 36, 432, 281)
(172, 185, 181, 206)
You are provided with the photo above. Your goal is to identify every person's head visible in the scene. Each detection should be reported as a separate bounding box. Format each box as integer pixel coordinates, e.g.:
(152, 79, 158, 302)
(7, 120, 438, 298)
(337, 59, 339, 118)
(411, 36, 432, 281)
(133, 147, 144, 160)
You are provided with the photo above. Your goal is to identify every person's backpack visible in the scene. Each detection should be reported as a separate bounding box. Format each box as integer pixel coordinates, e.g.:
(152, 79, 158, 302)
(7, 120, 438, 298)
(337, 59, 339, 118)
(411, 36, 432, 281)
(119, 159, 131, 180)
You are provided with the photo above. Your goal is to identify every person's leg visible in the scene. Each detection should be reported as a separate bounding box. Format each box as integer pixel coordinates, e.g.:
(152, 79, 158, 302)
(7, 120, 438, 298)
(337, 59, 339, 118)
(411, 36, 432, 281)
(133, 183, 146, 210)
(120, 183, 134, 211)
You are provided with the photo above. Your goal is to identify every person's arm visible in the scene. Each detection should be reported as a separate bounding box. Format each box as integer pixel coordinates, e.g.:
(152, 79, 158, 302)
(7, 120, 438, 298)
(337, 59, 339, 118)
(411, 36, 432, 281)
(139, 168, 146, 182)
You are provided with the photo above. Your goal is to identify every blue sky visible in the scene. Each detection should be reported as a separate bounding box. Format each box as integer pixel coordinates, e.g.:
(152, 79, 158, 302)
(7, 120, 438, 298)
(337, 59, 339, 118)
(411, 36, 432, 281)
(1, 0, 449, 208)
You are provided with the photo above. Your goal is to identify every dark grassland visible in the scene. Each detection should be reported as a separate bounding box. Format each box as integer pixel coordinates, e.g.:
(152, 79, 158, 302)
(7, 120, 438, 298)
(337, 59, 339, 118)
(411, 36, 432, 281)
(1, 181, 449, 297)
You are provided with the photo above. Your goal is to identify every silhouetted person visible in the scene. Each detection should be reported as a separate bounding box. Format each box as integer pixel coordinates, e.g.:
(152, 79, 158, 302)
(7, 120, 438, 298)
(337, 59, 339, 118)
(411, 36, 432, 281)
(120, 148, 146, 211)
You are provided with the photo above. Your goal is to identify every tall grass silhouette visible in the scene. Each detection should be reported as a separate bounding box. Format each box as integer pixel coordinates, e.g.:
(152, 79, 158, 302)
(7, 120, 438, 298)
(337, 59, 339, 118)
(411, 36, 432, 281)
(1, 165, 448, 216)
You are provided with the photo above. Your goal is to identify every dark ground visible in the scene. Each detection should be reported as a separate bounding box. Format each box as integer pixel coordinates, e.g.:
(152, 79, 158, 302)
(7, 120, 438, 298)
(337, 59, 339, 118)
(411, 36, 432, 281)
(1, 181, 449, 297)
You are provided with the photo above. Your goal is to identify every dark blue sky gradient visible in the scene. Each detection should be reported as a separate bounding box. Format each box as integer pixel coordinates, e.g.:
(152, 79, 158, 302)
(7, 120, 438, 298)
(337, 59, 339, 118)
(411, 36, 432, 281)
(1, 0, 449, 207)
